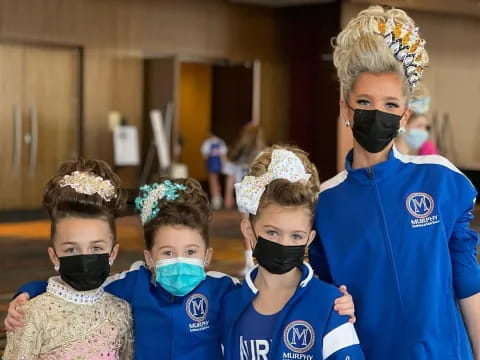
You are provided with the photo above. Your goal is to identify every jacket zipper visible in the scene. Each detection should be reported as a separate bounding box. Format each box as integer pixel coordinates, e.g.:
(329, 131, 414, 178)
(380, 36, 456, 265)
(169, 295, 175, 359)
(368, 167, 410, 356)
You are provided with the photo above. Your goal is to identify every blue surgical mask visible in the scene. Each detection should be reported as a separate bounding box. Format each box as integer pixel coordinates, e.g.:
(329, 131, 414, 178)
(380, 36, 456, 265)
(154, 257, 206, 296)
(405, 128, 429, 150)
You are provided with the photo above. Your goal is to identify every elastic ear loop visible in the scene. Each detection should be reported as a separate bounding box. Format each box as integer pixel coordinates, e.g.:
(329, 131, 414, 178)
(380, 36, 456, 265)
(248, 219, 258, 253)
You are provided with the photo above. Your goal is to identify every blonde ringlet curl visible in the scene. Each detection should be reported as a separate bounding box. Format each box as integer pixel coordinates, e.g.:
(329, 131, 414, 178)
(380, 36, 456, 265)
(333, 5, 429, 101)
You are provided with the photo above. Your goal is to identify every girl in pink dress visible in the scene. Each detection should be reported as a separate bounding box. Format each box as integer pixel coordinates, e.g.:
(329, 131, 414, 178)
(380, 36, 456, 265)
(4, 159, 133, 360)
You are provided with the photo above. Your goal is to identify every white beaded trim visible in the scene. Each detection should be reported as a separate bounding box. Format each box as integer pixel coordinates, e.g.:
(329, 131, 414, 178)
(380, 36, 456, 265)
(47, 277, 104, 305)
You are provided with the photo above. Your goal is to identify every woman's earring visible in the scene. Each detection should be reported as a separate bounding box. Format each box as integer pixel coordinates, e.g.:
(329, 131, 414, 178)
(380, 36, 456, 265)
(54, 263, 60, 272)
(398, 127, 406, 135)
(345, 120, 351, 127)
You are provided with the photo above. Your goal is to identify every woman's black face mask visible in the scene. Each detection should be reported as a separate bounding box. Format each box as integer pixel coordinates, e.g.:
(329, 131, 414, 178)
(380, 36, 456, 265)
(347, 102, 405, 153)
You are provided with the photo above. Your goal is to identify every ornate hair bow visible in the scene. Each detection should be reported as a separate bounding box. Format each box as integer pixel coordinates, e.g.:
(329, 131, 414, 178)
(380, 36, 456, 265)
(59, 171, 116, 202)
(234, 149, 311, 215)
(375, 17, 427, 89)
(135, 180, 187, 225)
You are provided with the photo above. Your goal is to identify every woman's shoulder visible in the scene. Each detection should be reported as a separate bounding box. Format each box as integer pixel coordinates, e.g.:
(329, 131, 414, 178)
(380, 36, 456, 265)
(319, 170, 349, 195)
(397, 152, 474, 189)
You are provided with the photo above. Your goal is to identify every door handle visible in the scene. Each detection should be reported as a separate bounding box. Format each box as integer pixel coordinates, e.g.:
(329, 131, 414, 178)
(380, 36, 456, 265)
(13, 103, 22, 175)
(29, 104, 38, 175)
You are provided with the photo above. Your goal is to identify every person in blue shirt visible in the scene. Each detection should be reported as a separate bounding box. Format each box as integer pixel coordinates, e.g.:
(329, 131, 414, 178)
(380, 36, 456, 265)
(309, 5, 480, 360)
(5, 177, 237, 360)
(222, 145, 365, 360)
(201, 134, 228, 210)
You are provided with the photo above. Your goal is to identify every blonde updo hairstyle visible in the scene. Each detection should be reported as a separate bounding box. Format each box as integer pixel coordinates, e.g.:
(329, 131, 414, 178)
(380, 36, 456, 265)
(248, 145, 320, 223)
(333, 5, 429, 102)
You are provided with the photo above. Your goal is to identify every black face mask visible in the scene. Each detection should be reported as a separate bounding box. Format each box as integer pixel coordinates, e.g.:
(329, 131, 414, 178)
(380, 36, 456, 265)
(351, 108, 402, 153)
(58, 253, 111, 291)
(253, 236, 306, 275)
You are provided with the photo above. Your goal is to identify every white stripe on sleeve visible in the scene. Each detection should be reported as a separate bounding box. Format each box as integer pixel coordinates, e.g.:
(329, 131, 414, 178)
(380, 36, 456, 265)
(322, 322, 360, 360)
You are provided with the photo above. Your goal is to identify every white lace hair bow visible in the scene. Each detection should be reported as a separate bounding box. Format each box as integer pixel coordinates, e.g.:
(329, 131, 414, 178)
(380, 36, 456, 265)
(234, 149, 311, 215)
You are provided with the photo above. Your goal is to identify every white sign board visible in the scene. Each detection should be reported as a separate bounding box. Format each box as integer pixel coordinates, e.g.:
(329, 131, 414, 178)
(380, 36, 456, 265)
(113, 125, 140, 166)
(150, 110, 171, 170)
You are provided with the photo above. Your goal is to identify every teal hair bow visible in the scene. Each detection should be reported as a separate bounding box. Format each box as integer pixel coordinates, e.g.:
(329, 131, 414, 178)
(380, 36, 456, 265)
(135, 180, 187, 224)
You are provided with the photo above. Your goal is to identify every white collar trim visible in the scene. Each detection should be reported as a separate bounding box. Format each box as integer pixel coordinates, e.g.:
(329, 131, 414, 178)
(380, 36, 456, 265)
(47, 276, 104, 305)
(245, 262, 314, 294)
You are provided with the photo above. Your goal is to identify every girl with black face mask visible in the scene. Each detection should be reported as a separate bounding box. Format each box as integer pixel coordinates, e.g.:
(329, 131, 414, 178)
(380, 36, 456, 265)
(221, 145, 364, 360)
(4, 159, 133, 359)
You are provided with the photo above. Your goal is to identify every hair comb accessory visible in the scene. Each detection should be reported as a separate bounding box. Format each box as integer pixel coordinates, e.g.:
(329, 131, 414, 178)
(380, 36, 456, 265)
(234, 149, 311, 215)
(59, 171, 116, 202)
(135, 180, 187, 225)
(376, 17, 426, 89)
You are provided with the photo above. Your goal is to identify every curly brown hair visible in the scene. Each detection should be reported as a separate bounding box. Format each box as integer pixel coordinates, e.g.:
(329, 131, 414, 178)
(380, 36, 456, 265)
(248, 145, 320, 222)
(43, 159, 126, 242)
(141, 177, 211, 250)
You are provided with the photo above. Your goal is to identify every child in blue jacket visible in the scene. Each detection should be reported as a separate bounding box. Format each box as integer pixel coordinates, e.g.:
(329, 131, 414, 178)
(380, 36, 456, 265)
(221, 145, 365, 360)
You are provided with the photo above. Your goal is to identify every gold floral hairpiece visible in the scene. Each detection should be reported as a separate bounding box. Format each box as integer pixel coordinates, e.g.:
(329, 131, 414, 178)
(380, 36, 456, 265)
(376, 17, 427, 89)
(59, 171, 116, 202)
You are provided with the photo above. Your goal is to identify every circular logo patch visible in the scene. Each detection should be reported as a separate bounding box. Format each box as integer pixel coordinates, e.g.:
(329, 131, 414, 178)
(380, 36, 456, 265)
(186, 293, 208, 322)
(406, 192, 434, 218)
(283, 320, 315, 353)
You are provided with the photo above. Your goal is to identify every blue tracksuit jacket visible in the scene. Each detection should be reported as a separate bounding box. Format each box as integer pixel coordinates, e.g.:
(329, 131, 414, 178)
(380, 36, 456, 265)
(221, 262, 365, 360)
(309, 148, 480, 360)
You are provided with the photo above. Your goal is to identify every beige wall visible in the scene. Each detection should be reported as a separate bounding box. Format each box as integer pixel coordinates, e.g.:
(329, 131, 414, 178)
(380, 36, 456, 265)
(83, 49, 144, 188)
(0, 0, 289, 185)
(338, 2, 480, 170)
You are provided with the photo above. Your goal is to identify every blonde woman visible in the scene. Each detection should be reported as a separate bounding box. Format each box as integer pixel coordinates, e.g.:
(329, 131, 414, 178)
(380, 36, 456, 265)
(309, 5, 480, 360)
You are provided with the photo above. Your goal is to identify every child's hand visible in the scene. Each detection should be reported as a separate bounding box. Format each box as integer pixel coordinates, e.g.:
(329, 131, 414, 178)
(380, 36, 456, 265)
(4, 292, 30, 331)
(334, 285, 356, 323)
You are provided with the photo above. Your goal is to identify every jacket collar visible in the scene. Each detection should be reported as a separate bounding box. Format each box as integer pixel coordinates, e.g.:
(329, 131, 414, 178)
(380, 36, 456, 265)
(244, 262, 314, 295)
(344, 146, 403, 185)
